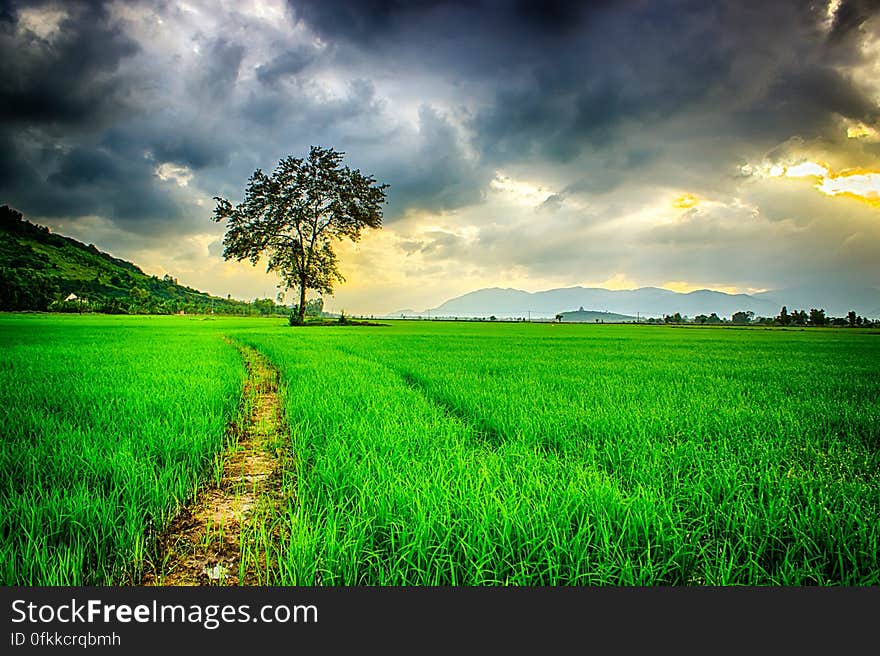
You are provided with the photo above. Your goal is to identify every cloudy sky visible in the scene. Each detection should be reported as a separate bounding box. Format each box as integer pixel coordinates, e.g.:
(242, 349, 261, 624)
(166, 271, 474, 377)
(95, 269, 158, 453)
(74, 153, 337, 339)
(2, 0, 879, 314)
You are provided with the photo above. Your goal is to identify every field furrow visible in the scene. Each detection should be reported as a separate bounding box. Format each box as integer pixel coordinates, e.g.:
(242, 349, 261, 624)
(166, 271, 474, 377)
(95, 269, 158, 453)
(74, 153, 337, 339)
(334, 343, 508, 449)
(141, 343, 291, 586)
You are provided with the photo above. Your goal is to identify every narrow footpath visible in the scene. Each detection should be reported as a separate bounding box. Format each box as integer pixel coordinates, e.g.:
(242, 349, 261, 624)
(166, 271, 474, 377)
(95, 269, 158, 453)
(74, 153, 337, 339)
(141, 344, 287, 585)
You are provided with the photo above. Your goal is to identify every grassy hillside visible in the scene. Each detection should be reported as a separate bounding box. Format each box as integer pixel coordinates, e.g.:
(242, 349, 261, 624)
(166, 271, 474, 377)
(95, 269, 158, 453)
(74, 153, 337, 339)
(0, 205, 282, 315)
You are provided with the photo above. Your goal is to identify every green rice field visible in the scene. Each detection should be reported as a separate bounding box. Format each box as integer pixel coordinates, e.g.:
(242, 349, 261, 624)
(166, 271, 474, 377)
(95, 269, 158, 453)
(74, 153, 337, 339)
(2, 314, 879, 585)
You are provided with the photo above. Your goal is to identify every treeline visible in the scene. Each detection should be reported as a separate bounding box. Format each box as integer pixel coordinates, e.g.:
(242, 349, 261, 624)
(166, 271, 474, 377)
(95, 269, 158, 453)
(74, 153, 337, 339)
(46, 293, 290, 316)
(644, 307, 877, 327)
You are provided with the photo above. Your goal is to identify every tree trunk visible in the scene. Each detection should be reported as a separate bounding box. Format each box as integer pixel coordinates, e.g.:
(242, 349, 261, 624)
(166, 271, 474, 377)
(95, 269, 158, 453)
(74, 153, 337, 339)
(297, 280, 307, 325)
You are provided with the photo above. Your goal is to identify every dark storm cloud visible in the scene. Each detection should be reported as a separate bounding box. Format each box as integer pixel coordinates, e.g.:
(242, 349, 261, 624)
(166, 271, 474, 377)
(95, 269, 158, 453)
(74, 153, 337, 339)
(4, 140, 181, 228)
(0, 0, 15, 23)
(464, 4, 735, 164)
(288, 0, 610, 49)
(289, 0, 454, 45)
(99, 116, 233, 172)
(0, 1, 233, 227)
(48, 146, 124, 187)
(151, 133, 230, 170)
(730, 63, 880, 143)
(0, 0, 139, 127)
(0, 0, 170, 226)
(383, 105, 488, 216)
(283, 0, 879, 198)
(0, 131, 34, 188)
(475, 2, 874, 170)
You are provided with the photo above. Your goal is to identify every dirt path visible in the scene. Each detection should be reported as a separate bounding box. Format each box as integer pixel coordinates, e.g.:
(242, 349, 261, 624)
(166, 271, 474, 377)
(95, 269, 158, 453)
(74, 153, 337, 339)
(141, 344, 288, 586)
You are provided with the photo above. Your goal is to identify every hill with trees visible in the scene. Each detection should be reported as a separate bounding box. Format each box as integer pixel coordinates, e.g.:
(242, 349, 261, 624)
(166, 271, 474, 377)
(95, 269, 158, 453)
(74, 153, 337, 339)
(0, 205, 286, 315)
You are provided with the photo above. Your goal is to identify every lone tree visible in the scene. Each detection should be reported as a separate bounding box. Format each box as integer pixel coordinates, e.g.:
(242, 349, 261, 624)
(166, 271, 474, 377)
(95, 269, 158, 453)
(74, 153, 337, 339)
(212, 146, 388, 325)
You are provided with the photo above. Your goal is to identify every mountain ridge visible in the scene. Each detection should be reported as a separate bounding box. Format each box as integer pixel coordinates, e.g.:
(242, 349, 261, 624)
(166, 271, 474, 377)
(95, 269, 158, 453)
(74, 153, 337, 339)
(395, 283, 880, 319)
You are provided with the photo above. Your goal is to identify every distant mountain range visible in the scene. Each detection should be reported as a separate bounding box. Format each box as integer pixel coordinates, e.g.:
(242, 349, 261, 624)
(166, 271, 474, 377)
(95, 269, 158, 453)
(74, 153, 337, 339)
(389, 284, 880, 319)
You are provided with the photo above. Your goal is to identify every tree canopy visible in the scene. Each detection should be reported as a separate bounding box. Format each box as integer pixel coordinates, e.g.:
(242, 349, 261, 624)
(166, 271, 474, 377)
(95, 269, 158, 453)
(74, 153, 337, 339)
(212, 146, 388, 324)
